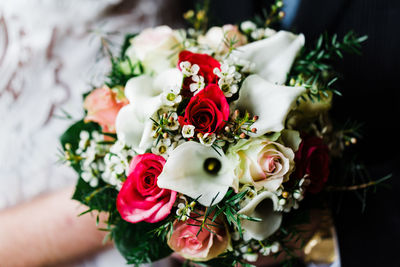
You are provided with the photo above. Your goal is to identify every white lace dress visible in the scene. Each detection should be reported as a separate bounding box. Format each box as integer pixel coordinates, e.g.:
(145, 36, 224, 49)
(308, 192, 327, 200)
(0, 0, 173, 266)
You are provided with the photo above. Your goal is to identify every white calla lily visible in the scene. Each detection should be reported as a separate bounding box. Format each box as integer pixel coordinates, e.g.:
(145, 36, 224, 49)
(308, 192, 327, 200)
(157, 141, 234, 206)
(232, 30, 305, 84)
(239, 191, 282, 241)
(115, 69, 183, 153)
(236, 75, 305, 136)
(280, 129, 302, 152)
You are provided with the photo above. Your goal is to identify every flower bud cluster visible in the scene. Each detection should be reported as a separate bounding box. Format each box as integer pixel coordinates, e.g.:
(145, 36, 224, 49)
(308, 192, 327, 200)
(240, 20, 277, 40)
(213, 63, 241, 97)
(102, 139, 135, 189)
(76, 131, 109, 187)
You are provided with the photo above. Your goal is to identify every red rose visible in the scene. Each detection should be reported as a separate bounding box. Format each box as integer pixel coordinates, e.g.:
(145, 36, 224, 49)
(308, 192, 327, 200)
(294, 136, 330, 194)
(179, 84, 229, 134)
(178, 50, 221, 97)
(117, 153, 177, 223)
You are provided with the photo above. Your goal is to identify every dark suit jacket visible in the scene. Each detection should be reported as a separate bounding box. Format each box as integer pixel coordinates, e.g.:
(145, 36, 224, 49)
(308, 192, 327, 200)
(291, 1, 400, 267)
(186, 0, 400, 266)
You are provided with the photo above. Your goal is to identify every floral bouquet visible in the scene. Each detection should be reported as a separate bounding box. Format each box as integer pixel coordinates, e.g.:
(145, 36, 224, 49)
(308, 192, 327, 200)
(60, 2, 370, 266)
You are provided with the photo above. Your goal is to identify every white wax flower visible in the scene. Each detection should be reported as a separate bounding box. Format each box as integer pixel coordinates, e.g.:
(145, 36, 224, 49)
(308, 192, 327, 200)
(189, 74, 205, 94)
(162, 86, 182, 106)
(115, 68, 183, 153)
(232, 30, 305, 84)
(240, 21, 257, 33)
(182, 125, 195, 138)
(157, 141, 234, 206)
(199, 133, 216, 147)
(235, 75, 305, 136)
(180, 61, 200, 76)
(238, 191, 282, 241)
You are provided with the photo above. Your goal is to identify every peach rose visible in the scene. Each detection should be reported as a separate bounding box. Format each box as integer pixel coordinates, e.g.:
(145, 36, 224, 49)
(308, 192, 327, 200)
(83, 86, 128, 133)
(168, 213, 230, 261)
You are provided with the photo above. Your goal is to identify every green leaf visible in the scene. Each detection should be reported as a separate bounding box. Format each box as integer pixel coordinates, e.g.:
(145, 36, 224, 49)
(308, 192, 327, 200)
(60, 120, 100, 151)
(112, 219, 173, 265)
(72, 178, 118, 213)
(120, 33, 138, 58)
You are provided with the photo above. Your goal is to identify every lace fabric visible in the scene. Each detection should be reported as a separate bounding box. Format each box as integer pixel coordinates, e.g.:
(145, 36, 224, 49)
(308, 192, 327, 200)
(0, 0, 167, 265)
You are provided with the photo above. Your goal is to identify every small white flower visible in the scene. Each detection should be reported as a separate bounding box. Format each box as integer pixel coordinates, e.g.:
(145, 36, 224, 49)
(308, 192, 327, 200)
(182, 125, 195, 138)
(240, 21, 257, 33)
(260, 246, 271, 256)
(79, 131, 90, 141)
(151, 138, 173, 158)
(166, 112, 180, 131)
(293, 189, 302, 200)
(251, 28, 265, 40)
(214, 63, 241, 97)
(89, 178, 99, 187)
(271, 242, 280, 253)
(189, 75, 205, 94)
(162, 86, 182, 106)
(199, 133, 216, 147)
(243, 253, 259, 262)
(179, 61, 200, 76)
(264, 27, 277, 38)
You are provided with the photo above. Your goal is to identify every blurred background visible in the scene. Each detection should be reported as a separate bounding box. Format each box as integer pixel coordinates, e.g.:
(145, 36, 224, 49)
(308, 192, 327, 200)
(1, 0, 399, 266)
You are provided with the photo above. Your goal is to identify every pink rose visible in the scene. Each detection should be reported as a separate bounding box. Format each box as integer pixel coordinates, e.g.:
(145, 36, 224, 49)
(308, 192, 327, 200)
(84, 86, 127, 133)
(168, 213, 230, 261)
(117, 153, 177, 223)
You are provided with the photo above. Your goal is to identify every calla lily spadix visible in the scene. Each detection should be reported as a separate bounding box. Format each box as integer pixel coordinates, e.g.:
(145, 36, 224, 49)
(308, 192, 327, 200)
(115, 68, 183, 153)
(157, 141, 234, 206)
(235, 75, 305, 137)
(238, 191, 282, 241)
(232, 30, 305, 84)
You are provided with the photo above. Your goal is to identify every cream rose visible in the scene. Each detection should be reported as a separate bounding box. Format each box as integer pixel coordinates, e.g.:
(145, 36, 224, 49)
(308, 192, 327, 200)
(228, 137, 295, 191)
(125, 26, 182, 74)
(198, 24, 247, 54)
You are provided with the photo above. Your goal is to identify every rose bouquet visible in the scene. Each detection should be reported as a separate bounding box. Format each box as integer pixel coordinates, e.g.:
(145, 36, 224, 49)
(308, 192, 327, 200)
(60, 2, 371, 266)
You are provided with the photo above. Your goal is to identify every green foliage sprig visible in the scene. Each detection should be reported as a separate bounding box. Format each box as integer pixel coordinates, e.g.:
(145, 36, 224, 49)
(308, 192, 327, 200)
(253, 0, 285, 28)
(288, 31, 367, 102)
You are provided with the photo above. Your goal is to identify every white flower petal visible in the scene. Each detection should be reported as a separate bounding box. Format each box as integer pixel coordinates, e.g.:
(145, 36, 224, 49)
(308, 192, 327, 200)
(233, 31, 304, 84)
(116, 69, 181, 152)
(115, 105, 155, 154)
(154, 68, 183, 92)
(236, 75, 305, 136)
(239, 191, 282, 240)
(280, 129, 301, 152)
(157, 141, 234, 206)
